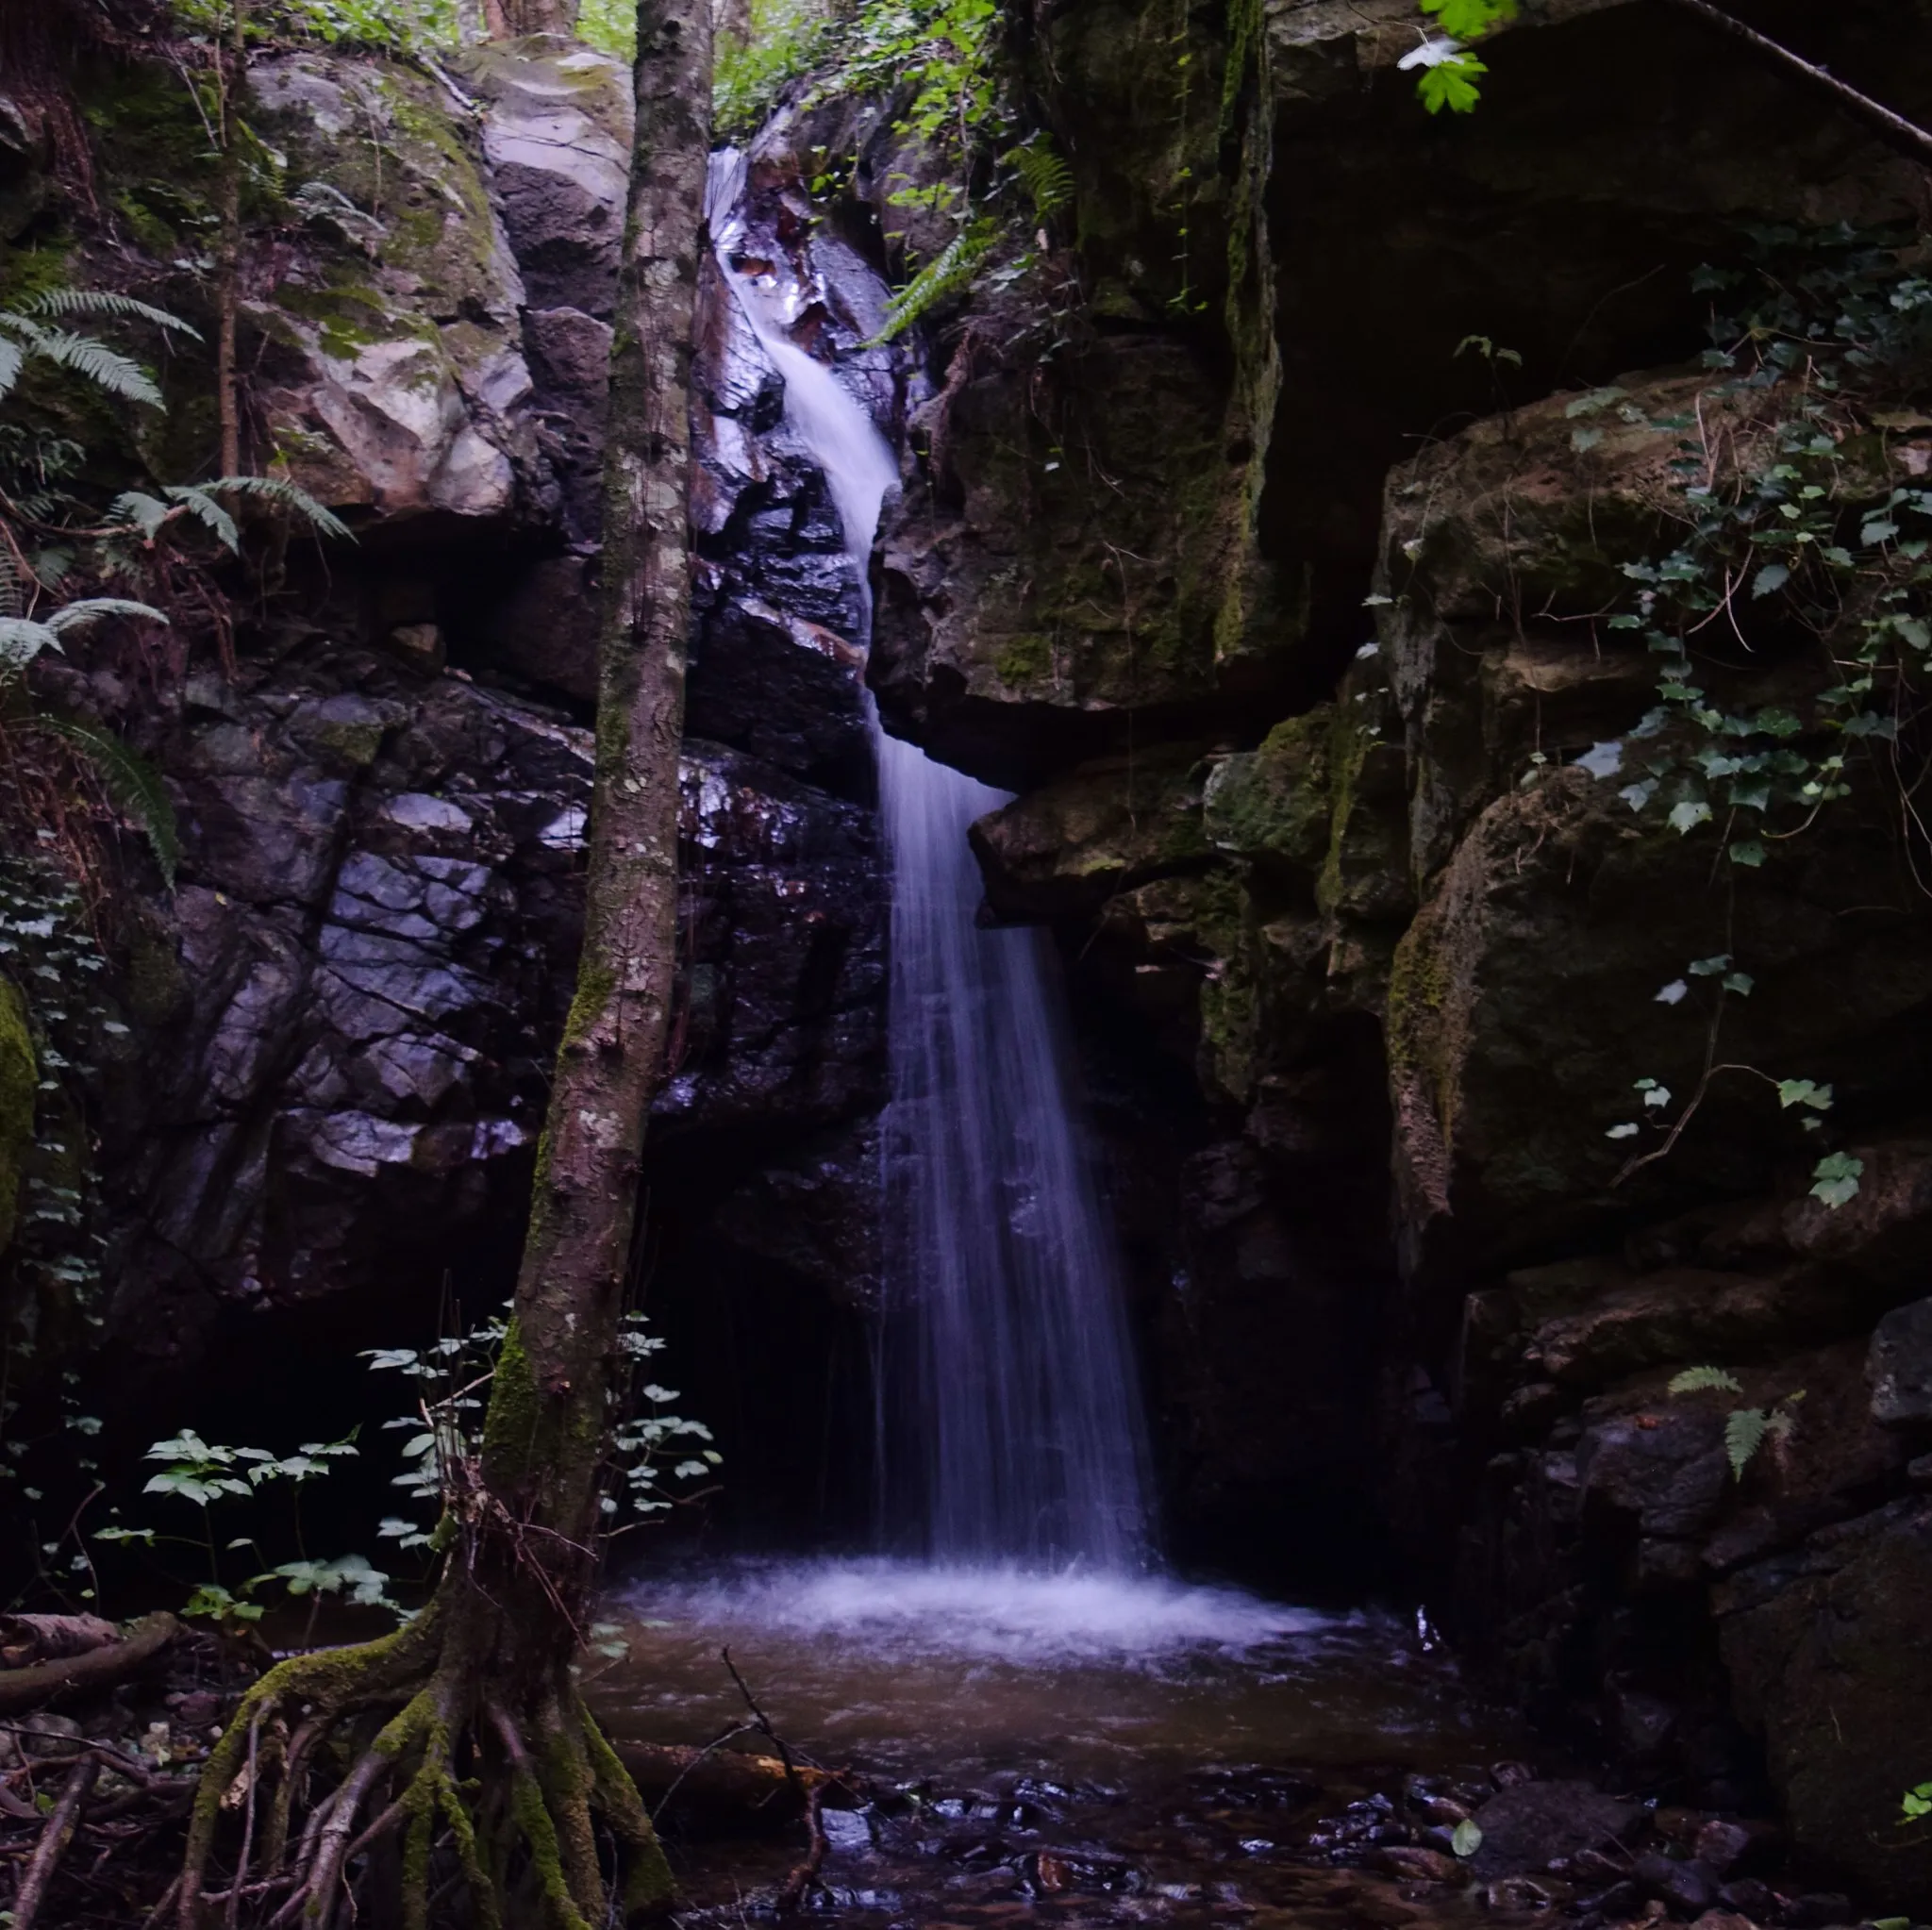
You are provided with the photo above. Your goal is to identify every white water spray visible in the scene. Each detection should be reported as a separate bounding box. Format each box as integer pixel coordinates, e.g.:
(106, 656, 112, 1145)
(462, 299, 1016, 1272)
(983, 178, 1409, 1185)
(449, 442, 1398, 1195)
(707, 150, 1151, 1571)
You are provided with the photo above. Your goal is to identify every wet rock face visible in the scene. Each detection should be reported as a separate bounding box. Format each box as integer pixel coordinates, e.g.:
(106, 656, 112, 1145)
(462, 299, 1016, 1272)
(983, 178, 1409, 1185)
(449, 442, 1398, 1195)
(17, 40, 889, 1505)
(97, 642, 579, 1378)
(873, 337, 1261, 790)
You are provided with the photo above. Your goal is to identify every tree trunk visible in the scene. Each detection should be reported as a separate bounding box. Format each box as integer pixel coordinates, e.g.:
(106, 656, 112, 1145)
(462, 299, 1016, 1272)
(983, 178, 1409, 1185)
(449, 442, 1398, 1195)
(488, 0, 583, 37)
(175, 0, 714, 1920)
(711, 0, 751, 57)
(214, 0, 245, 477)
(481, 0, 713, 1590)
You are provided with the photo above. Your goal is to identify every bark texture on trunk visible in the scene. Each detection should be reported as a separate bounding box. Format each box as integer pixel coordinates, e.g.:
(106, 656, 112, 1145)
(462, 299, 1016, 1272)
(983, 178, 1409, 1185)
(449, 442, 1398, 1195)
(481, 0, 714, 1565)
(486, 0, 583, 37)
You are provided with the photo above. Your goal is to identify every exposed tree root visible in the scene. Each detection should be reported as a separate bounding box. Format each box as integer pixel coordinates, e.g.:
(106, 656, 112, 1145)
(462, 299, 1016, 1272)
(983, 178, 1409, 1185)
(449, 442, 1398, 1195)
(174, 1595, 675, 1930)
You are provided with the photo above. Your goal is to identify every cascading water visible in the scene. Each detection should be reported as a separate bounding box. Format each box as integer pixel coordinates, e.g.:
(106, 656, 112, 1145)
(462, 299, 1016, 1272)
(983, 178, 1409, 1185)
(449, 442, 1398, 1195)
(707, 150, 1151, 1570)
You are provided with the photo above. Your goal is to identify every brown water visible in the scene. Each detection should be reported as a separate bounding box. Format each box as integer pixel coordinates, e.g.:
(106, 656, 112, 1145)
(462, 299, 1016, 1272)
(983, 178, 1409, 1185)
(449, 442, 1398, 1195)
(591, 1559, 1561, 1929)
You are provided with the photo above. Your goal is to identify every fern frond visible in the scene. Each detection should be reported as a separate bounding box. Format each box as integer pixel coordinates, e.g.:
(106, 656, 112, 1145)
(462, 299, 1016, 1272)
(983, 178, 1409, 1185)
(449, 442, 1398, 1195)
(21, 326, 164, 408)
(37, 718, 179, 889)
(44, 597, 170, 636)
(195, 474, 354, 542)
(20, 289, 201, 341)
(108, 491, 174, 542)
(1725, 1406, 1770, 1479)
(164, 487, 240, 553)
(0, 336, 23, 405)
(869, 219, 999, 346)
(1668, 1366, 1744, 1397)
(0, 617, 61, 671)
(1007, 141, 1074, 222)
(0, 544, 19, 622)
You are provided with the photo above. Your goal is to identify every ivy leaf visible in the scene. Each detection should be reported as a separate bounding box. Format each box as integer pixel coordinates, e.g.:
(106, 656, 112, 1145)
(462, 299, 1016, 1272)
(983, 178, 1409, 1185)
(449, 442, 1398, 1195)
(1777, 1079, 1834, 1111)
(1451, 1819, 1484, 1858)
(1668, 801, 1712, 835)
(1810, 1150, 1864, 1208)
(1606, 1123, 1641, 1140)
(1688, 955, 1731, 976)
(1655, 979, 1689, 1006)
(1728, 840, 1766, 867)
(1752, 561, 1790, 596)
(1723, 972, 1755, 996)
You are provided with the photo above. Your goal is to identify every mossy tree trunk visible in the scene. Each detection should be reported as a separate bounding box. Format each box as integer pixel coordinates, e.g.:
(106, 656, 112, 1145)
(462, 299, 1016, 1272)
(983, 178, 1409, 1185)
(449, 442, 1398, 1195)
(176, 1, 713, 1922)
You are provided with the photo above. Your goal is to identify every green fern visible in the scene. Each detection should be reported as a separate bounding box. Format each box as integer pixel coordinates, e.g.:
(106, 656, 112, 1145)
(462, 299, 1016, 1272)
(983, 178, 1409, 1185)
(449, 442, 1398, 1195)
(36, 718, 180, 890)
(18, 290, 200, 340)
(108, 478, 353, 551)
(0, 313, 164, 408)
(1668, 1366, 1744, 1396)
(195, 474, 353, 542)
(0, 598, 166, 673)
(1670, 1367, 1803, 1480)
(167, 489, 241, 553)
(868, 219, 1000, 346)
(1007, 140, 1074, 223)
(1724, 1406, 1769, 1477)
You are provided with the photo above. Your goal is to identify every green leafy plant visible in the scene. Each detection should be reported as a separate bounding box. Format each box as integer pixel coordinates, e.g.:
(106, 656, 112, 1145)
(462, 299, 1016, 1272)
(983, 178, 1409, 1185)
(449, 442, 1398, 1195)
(97, 1428, 388, 1632)
(868, 218, 999, 344)
(1668, 1368, 1805, 1478)
(1403, 0, 1518, 114)
(171, 0, 460, 55)
(366, 1307, 719, 1555)
(1007, 138, 1074, 224)
(0, 596, 169, 674)
(1550, 230, 1932, 1210)
(0, 289, 198, 409)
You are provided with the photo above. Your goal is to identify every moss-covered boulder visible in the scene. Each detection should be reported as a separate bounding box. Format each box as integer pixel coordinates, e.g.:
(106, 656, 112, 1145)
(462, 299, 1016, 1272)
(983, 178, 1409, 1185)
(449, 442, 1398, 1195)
(874, 332, 1276, 788)
(242, 51, 539, 522)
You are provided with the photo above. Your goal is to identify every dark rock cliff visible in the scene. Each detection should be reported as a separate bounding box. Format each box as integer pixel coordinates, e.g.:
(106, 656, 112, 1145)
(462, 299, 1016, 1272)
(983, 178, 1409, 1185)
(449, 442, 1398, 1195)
(903, 0, 1932, 1900)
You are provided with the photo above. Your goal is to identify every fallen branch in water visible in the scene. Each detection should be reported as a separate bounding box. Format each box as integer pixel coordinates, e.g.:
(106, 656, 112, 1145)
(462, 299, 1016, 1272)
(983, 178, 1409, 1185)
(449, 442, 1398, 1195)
(775, 1781, 829, 1914)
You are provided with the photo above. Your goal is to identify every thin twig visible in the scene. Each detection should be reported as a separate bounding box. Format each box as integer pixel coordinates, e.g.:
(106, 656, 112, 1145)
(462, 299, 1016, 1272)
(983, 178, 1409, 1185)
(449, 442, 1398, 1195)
(774, 1782, 827, 1915)
(12, 1754, 99, 1930)
(720, 1648, 804, 1802)
(1660, 0, 1932, 167)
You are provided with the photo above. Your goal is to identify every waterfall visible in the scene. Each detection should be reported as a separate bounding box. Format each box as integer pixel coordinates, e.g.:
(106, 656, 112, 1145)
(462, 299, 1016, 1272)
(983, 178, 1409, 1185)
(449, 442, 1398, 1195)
(707, 151, 1151, 1571)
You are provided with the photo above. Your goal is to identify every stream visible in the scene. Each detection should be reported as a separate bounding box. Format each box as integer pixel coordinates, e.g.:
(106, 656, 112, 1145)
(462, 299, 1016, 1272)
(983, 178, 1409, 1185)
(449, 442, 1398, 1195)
(591, 1559, 1557, 1926)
